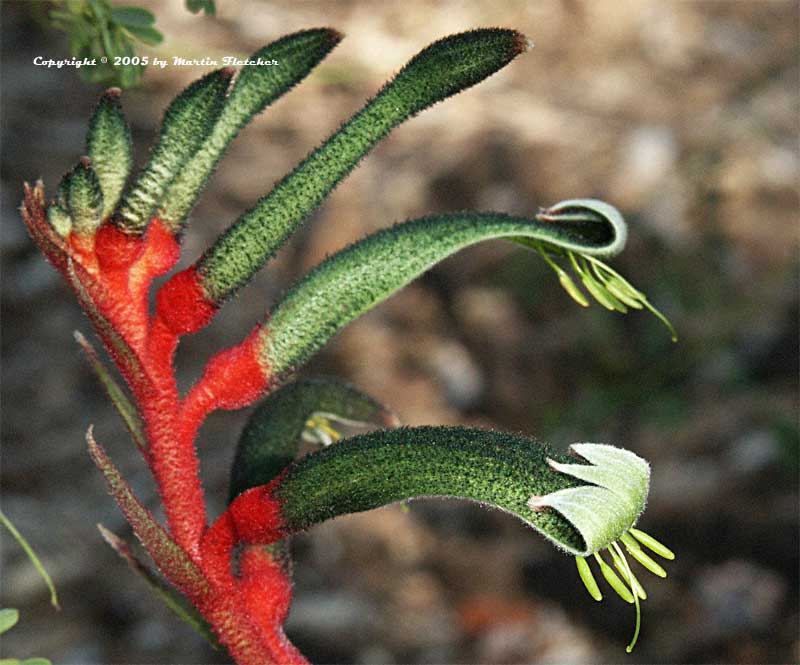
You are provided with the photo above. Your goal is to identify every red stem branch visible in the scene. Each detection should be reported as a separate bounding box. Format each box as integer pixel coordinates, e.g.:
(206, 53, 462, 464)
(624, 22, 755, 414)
(140, 315, 208, 558)
(25, 190, 298, 661)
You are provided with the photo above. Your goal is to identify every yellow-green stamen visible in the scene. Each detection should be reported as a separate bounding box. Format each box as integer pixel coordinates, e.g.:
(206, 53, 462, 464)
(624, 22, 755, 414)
(583, 254, 678, 341)
(603, 277, 644, 309)
(625, 543, 668, 578)
(608, 545, 647, 600)
(569, 252, 622, 311)
(576, 556, 603, 601)
(534, 243, 590, 307)
(629, 527, 676, 560)
(593, 551, 634, 604)
(572, 528, 675, 652)
(303, 415, 343, 446)
(611, 541, 641, 653)
(620, 531, 642, 551)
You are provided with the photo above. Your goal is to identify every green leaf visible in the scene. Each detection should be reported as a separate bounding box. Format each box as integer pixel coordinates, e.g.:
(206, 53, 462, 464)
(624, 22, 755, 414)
(158, 28, 343, 231)
(86, 88, 133, 218)
(115, 68, 233, 234)
(122, 25, 163, 46)
(196, 28, 531, 303)
(230, 377, 398, 500)
(48, 9, 75, 24)
(265, 426, 649, 556)
(74, 331, 147, 457)
(259, 205, 625, 378)
(99, 16, 116, 61)
(0, 608, 19, 635)
(0, 511, 59, 609)
(87, 0, 110, 21)
(118, 34, 145, 84)
(110, 6, 156, 29)
(98, 525, 222, 650)
(186, 0, 216, 16)
(48, 0, 150, 88)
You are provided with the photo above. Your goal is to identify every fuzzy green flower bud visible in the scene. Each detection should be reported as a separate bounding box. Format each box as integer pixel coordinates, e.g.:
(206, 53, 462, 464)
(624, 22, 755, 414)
(116, 68, 233, 234)
(64, 158, 104, 235)
(86, 88, 133, 219)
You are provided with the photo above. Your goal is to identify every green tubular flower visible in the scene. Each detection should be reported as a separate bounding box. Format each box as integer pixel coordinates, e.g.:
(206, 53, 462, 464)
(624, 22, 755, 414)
(196, 28, 531, 303)
(259, 201, 628, 380)
(529, 443, 675, 652)
(158, 29, 344, 231)
(233, 428, 671, 653)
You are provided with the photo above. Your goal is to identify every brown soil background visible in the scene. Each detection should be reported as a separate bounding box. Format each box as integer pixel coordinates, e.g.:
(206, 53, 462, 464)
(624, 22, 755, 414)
(2, 1, 798, 663)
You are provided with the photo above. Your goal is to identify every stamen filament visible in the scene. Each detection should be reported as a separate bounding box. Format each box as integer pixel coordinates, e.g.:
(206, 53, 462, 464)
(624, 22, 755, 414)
(593, 552, 634, 604)
(608, 545, 647, 599)
(629, 527, 676, 560)
(640, 299, 679, 342)
(576, 556, 603, 601)
(534, 244, 589, 307)
(626, 543, 668, 577)
(611, 541, 641, 653)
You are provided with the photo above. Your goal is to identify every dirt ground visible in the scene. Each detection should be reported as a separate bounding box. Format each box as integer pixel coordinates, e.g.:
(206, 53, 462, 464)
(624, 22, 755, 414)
(2, 1, 798, 663)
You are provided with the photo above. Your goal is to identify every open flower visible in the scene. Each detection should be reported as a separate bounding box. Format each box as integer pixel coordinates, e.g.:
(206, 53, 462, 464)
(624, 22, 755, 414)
(528, 443, 675, 651)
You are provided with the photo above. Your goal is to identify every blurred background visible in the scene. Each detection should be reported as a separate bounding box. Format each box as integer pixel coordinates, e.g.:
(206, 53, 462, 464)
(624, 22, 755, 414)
(1, 1, 797, 663)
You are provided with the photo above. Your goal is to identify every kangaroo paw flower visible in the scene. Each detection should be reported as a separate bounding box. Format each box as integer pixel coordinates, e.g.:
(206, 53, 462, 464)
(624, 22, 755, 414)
(21, 27, 678, 662)
(526, 443, 675, 651)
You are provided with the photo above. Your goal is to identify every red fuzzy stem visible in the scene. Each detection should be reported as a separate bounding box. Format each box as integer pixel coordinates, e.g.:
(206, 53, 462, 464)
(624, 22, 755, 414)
(239, 547, 293, 627)
(196, 600, 270, 664)
(155, 267, 217, 336)
(201, 484, 285, 588)
(95, 222, 144, 270)
(202, 484, 286, 567)
(132, 220, 181, 296)
(108, 220, 210, 557)
(140, 317, 208, 557)
(238, 547, 308, 664)
(26, 186, 302, 661)
(200, 487, 306, 664)
(180, 327, 271, 433)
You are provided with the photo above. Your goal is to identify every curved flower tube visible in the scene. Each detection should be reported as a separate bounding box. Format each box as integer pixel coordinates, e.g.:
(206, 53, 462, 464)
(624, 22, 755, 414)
(209, 427, 675, 652)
